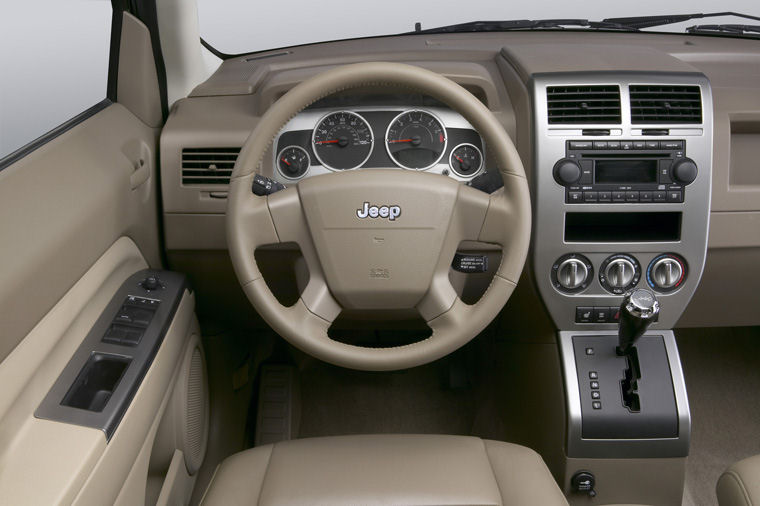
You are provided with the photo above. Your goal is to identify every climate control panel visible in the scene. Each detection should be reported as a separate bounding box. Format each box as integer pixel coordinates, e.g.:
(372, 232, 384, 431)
(551, 252, 687, 297)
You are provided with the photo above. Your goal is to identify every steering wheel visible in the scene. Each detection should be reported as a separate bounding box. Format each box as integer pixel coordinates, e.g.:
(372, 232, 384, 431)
(227, 62, 530, 371)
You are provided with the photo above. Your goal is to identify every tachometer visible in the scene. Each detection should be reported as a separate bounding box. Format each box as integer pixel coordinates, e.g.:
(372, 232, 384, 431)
(312, 111, 373, 170)
(385, 110, 447, 170)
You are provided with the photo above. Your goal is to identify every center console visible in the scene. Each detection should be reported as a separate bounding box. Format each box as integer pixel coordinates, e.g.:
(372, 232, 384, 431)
(530, 72, 713, 501)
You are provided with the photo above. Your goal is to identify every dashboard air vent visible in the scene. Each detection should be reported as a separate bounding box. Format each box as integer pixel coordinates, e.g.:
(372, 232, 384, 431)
(546, 85, 621, 124)
(181, 147, 241, 185)
(629, 85, 702, 124)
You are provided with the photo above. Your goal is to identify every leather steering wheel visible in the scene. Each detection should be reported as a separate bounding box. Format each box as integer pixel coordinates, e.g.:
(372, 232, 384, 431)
(227, 62, 530, 371)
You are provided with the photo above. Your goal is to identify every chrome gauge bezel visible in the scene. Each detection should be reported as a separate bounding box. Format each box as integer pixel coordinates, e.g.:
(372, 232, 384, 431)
(384, 109, 448, 171)
(448, 142, 484, 178)
(311, 110, 374, 171)
(275, 145, 311, 181)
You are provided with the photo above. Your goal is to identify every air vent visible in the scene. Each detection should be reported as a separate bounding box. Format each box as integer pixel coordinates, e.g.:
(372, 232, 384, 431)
(181, 147, 241, 185)
(630, 85, 702, 124)
(546, 85, 622, 124)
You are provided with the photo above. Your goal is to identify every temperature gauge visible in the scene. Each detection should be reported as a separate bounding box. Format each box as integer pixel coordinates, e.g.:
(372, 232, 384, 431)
(449, 143, 483, 177)
(277, 145, 311, 179)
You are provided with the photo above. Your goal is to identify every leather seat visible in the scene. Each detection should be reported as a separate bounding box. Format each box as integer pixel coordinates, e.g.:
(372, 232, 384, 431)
(717, 454, 760, 506)
(201, 434, 568, 505)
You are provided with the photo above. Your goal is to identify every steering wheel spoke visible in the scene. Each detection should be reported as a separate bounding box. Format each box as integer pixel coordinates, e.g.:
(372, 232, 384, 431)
(267, 187, 342, 321)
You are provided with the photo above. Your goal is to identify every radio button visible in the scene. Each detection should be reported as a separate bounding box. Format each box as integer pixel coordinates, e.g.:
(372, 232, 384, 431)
(607, 141, 621, 149)
(583, 191, 598, 202)
(639, 191, 653, 202)
(621, 141, 633, 150)
(633, 141, 646, 149)
(598, 191, 612, 202)
(659, 160, 673, 183)
(667, 190, 683, 203)
(661, 140, 685, 150)
(568, 191, 583, 203)
(653, 191, 667, 202)
(580, 160, 594, 184)
(593, 141, 608, 149)
(626, 191, 640, 202)
(570, 141, 593, 150)
(645, 141, 659, 149)
(612, 191, 626, 202)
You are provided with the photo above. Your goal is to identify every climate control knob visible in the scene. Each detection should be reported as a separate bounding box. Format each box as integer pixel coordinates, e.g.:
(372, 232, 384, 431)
(647, 254, 686, 292)
(557, 259, 589, 290)
(551, 254, 593, 294)
(553, 158, 582, 186)
(670, 157, 698, 185)
(599, 254, 641, 294)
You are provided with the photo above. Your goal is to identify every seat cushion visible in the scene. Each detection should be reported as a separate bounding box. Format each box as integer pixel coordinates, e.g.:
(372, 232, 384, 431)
(201, 434, 567, 506)
(717, 454, 760, 506)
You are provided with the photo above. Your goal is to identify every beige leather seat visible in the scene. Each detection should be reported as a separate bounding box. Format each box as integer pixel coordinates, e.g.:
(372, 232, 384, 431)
(202, 434, 568, 505)
(717, 454, 760, 506)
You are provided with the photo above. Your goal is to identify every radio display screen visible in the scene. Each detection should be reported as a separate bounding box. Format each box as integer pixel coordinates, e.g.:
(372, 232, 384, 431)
(595, 160, 658, 184)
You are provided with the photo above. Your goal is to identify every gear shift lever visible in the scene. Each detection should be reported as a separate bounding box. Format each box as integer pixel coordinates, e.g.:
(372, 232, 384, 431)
(616, 288, 659, 412)
(618, 288, 660, 354)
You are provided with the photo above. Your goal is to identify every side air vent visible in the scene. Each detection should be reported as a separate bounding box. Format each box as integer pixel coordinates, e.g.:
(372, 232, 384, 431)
(181, 147, 241, 185)
(546, 85, 622, 124)
(629, 85, 702, 124)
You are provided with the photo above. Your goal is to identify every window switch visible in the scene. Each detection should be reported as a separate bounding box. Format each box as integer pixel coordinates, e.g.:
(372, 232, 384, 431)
(103, 324, 143, 346)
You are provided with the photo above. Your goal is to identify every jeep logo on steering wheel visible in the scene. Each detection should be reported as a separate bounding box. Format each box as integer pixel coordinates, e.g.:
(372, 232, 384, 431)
(356, 202, 401, 221)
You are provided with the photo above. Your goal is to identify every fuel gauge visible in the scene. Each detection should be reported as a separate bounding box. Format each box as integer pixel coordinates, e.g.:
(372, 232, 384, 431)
(277, 145, 311, 179)
(449, 143, 483, 177)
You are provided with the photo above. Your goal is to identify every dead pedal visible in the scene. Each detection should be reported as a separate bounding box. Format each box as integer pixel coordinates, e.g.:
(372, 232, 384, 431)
(254, 364, 299, 446)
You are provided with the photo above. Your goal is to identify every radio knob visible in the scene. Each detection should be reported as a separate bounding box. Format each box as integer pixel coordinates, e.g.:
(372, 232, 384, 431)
(557, 258, 589, 290)
(553, 158, 582, 186)
(605, 258, 636, 289)
(671, 157, 698, 184)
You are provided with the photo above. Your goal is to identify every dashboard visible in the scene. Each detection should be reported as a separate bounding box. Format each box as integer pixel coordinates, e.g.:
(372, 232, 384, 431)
(159, 30, 760, 331)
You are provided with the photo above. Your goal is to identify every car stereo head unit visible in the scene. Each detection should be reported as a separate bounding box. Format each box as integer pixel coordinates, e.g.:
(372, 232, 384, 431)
(553, 140, 698, 204)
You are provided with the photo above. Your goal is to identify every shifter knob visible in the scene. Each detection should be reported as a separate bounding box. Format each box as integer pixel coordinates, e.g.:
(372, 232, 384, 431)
(618, 288, 659, 353)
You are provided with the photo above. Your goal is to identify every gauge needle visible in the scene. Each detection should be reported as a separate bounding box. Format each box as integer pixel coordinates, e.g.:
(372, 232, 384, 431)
(388, 139, 414, 143)
(455, 155, 464, 163)
(280, 158, 291, 166)
(315, 140, 339, 144)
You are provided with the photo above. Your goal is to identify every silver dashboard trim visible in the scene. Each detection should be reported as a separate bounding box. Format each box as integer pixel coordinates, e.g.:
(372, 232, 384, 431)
(531, 73, 713, 330)
(558, 330, 691, 458)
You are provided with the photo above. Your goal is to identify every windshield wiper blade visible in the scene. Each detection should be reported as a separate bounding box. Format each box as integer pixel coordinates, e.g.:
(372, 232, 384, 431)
(409, 19, 639, 35)
(686, 24, 760, 36)
(603, 11, 760, 30)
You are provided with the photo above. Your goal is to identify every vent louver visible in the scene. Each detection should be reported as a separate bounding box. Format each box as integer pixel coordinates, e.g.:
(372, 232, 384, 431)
(630, 85, 702, 124)
(546, 85, 622, 124)
(181, 147, 241, 185)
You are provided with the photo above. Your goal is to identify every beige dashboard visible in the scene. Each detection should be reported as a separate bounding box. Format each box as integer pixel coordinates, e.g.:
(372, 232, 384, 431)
(160, 31, 760, 328)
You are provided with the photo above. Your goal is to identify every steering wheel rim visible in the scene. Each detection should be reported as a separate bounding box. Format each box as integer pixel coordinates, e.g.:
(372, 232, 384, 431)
(227, 62, 531, 371)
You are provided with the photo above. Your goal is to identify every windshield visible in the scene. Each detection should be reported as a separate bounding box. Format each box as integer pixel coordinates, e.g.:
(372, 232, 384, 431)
(198, 0, 760, 55)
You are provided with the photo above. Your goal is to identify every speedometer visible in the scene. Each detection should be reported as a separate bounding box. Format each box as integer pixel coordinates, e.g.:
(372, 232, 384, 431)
(312, 111, 373, 170)
(385, 110, 447, 170)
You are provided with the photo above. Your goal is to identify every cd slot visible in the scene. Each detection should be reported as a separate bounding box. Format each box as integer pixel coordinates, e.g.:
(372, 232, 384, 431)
(565, 212, 681, 242)
(580, 153, 668, 158)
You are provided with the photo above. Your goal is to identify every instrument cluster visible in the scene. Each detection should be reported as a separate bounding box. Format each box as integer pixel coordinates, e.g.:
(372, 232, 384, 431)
(272, 107, 487, 184)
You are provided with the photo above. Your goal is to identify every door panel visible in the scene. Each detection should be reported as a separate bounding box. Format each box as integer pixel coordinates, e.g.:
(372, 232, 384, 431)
(0, 102, 162, 362)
